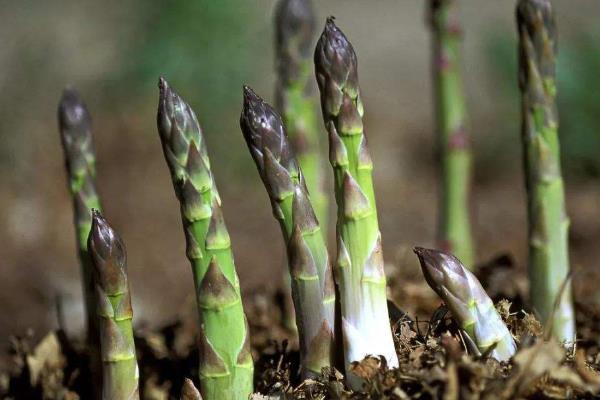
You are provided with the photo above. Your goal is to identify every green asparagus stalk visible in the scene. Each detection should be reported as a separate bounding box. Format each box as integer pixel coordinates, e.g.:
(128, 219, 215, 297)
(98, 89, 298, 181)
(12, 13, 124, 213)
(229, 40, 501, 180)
(88, 211, 139, 399)
(274, 0, 326, 335)
(240, 86, 335, 377)
(58, 88, 102, 395)
(414, 247, 516, 361)
(516, 0, 575, 344)
(314, 18, 399, 371)
(274, 0, 327, 236)
(428, 0, 475, 268)
(157, 78, 253, 399)
(181, 378, 202, 400)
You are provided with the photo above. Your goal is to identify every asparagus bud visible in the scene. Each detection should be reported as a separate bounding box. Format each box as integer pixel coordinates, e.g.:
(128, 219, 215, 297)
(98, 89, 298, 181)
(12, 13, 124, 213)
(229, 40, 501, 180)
(58, 88, 102, 396)
(428, 0, 475, 268)
(414, 247, 516, 361)
(274, 0, 327, 236)
(88, 211, 139, 399)
(314, 17, 399, 372)
(516, 0, 575, 344)
(157, 78, 253, 399)
(240, 86, 335, 377)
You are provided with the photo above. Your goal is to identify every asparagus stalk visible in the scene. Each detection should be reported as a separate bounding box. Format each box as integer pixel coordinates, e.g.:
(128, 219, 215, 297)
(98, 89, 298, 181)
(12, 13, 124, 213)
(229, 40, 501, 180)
(88, 211, 139, 399)
(58, 88, 102, 395)
(428, 0, 475, 268)
(274, 0, 327, 236)
(314, 18, 399, 371)
(414, 247, 516, 361)
(274, 0, 327, 334)
(240, 86, 335, 377)
(157, 78, 253, 399)
(516, 0, 575, 344)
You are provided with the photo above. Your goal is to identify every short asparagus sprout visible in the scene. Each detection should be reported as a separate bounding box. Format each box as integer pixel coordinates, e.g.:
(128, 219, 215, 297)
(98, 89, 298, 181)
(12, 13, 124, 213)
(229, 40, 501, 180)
(240, 86, 335, 377)
(516, 0, 575, 344)
(314, 17, 399, 372)
(428, 0, 475, 268)
(157, 78, 253, 399)
(58, 88, 102, 395)
(88, 211, 139, 399)
(414, 247, 517, 361)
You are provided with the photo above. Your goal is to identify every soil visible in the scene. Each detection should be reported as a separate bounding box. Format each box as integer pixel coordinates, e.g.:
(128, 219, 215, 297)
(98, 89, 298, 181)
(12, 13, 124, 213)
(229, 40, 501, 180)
(3, 256, 600, 400)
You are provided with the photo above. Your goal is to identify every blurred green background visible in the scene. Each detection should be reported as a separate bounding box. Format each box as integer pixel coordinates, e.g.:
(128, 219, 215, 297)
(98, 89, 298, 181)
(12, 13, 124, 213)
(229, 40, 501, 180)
(0, 0, 598, 345)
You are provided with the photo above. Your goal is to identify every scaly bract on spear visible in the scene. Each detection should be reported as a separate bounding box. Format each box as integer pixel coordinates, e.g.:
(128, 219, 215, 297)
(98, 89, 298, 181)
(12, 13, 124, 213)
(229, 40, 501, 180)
(516, 0, 575, 343)
(240, 86, 335, 377)
(88, 211, 139, 399)
(157, 78, 253, 399)
(428, 0, 475, 268)
(314, 17, 399, 372)
(58, 88, 103, 395)
(414, 247, 516, 361)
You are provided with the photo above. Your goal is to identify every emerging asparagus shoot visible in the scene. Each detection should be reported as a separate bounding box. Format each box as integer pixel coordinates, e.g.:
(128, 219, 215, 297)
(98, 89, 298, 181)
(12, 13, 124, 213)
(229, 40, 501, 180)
(240, 86, 335, 377)
(275, 0, 327, 236)
(428, 0, 475, 268)
(516, 0, 575, 344)
(314, 18, 399, 372)
(88, 211, 139, 399)
(274, 0, 327, 335)
(414, 247, 516, 361)
(58, 88, 103, 395)
(157, 78, 253, 399)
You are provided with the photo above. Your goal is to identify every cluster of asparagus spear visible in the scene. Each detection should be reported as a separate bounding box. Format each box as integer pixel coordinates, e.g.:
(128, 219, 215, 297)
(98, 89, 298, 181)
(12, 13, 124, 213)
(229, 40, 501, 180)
(55, 0, 576, 398)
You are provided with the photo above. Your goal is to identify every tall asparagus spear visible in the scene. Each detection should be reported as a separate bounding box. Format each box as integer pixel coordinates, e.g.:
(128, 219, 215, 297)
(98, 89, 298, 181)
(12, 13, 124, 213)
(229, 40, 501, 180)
(58, 88, 102, 394)
(414, 247, 516, 361)
(314, 18, 399, 371)
(428, 0, 475, 268)
(274, 0, 327, 236)
(240, 86, 335, 377)
(88, 211, 139, 399)
(157, 78, 253, 399)
(274, 0, 327, 334)
(516, 0, 575, 344)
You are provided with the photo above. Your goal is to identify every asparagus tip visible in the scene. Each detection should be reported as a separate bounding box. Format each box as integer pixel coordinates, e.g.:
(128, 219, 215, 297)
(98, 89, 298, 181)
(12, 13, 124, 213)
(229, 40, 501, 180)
(315, 15, 356, 74)
(242, 84, 261, 105)
(90, 210, 114, 251)
(240, 85, 285, 151)
(413, 247, 463, 290)
(58, 87, 90, 131)
(158, 76, 168, 91)
(276, 0, 315, 32)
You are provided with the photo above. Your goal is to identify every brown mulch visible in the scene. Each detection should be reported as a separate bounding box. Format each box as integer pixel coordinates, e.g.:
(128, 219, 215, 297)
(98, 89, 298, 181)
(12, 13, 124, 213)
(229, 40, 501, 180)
(2, 257, 600, 399)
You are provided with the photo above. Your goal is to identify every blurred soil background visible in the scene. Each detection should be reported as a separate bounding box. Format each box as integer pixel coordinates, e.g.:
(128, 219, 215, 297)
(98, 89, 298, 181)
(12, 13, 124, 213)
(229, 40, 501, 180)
(1, 0, 599, 365)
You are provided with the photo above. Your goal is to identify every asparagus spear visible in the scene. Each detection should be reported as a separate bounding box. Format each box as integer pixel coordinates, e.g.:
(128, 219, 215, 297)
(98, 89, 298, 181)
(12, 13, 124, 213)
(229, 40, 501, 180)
(274, 0, 327, 236)
(240, 86, 335, 377)
(314, 18, 399, 371)
(157, 78, 253, 399)
(516, 0, 575, 344)
(274, 0, 327, 334)
(58, 88, 102, 394)
(88, 211, 139, 399)
(428, 0, 475, 268)
(414, 247, 516, 361)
